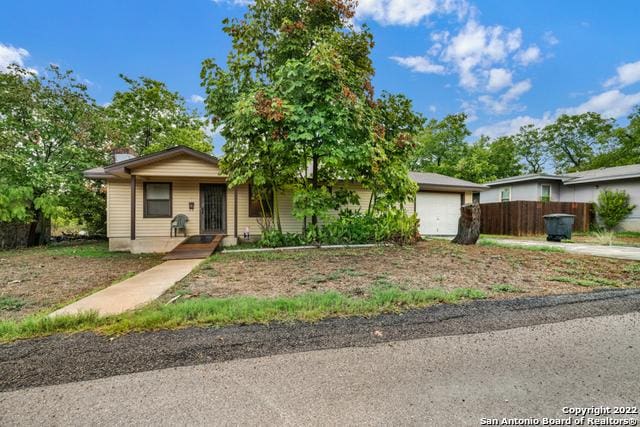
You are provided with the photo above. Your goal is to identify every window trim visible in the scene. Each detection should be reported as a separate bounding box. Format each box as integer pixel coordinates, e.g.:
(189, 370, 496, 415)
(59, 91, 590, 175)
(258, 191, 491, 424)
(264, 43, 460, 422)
(143, 182, 173, 219)
(499, 186, 511, 202)
(540, 184, 552, 202)
(248, 185, 273, 218)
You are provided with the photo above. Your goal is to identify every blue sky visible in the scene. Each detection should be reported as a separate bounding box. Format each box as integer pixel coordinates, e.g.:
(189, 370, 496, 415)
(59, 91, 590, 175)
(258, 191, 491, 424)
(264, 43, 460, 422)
(2, 0, 640, 147)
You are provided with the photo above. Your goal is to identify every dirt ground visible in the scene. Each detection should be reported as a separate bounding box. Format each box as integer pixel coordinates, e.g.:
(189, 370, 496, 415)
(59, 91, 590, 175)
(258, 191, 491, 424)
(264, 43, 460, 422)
(175, 240, 640, 300)
(0, 242, 162, 320)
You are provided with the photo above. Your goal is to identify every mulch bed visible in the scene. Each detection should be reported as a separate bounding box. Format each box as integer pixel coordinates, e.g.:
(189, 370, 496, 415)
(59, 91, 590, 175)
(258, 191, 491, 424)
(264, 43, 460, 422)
(175, 240, 639, 300)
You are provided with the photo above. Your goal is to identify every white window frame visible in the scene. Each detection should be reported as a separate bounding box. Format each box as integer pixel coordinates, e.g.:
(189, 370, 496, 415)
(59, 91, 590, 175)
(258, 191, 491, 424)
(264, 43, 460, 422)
(499, 187, 511, 202)
(540, 184, 552, 202)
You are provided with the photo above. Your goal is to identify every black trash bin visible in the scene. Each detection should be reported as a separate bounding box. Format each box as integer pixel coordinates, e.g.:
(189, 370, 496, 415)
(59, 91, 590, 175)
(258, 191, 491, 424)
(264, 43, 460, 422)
(543, 214, 576, 242)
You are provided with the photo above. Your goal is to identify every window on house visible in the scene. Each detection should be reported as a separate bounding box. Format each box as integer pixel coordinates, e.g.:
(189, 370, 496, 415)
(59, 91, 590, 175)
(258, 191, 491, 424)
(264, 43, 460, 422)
(472, 192, 480, 203)
(144, 182, 172, 218)
(500, 187, 511, 202)
(248, 185, 273, 218)
(541, 184, 551, 202)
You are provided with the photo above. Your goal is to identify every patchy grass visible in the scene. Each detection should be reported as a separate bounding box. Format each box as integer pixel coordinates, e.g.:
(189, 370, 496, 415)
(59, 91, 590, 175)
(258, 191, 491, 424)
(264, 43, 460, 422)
(0, 296, 27, 311)
(175, 240, 637, 305)
(549, 276, 621, 288)
(0, 242, 162, 321)
(491, 284, 524, 293)
(477, 239, 565, 253)
(0, 286, 486, 342)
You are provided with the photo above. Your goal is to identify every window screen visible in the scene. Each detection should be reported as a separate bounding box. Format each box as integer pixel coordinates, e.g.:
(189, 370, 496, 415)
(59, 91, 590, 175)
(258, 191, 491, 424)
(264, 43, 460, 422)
(541, 185, 551, 202)
(500, 188, 511, 202)
(249, 185, 273, 218)
(144, 183, 172, 218)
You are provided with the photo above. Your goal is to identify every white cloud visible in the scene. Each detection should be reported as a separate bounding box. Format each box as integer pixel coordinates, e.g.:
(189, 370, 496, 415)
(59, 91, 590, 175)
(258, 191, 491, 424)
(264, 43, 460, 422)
(0, 43, 35, 73)
(475, 88, 640, 137)
(356, 0, 469, 26)
(357, 0, 438, 25)
(210, 0, 251, 6)
(542, 31, 559, 46)
(558, 89, 640, 118)
(474, 113, 553, 138)
(428, 104, 437, 113)
(190, 94, 205, 103)
(514, 45, 541, 66)
(502, 79, 532, 102)
(390, 55, 446, 74)
(440, 19, 523, 89)
(604, 60, 640, 88)
(486, 68, 512, 91)
(478, 79, 531, 115)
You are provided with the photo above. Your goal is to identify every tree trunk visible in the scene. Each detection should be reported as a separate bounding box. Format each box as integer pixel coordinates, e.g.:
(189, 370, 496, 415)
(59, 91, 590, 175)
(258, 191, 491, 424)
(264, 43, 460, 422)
(452, 202, 481, 245)
(272, 187, 282, 232)
(27, 210, 51, 247)
(311, 153, 319, 226)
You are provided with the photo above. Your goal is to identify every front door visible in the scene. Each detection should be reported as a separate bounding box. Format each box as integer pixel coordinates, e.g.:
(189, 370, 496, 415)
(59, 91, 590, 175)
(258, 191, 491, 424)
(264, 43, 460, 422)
(200, 184, 226, 234)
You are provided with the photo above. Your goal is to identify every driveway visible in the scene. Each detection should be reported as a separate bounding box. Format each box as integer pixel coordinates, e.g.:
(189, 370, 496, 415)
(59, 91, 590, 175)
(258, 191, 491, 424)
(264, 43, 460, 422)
(2, 310, 639, 425)
(492, 238, 640, 260)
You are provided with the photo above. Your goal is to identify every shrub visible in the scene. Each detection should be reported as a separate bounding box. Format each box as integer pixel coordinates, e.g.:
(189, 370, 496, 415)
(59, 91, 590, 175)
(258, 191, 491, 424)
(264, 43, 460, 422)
(595, 190, 636, 230)
(259, 229, 305, 248)
(257, 209, 419, 247)
(317, 209, 419, 245)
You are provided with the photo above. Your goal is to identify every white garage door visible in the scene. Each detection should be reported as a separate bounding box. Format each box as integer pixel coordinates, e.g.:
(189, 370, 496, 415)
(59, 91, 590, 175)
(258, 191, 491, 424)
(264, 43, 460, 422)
(416, 192, 461, 235)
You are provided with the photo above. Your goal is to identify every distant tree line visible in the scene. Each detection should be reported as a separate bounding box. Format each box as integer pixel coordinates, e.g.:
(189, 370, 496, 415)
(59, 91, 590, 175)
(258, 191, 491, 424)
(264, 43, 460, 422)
(410, 108, 640, 183)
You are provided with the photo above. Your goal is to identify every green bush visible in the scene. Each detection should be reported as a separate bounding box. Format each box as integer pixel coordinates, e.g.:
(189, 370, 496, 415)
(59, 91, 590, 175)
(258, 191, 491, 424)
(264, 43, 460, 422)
(259, 229, 306, 248)
(258, 209, 419, 247)
(595, 190, 636, 230)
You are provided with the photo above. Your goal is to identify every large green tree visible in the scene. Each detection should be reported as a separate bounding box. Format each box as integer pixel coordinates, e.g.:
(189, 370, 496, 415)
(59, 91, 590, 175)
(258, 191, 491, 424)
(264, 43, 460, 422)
(542, 112, 615, 172)
(0, 64, 109, 241)
(512, 124, 547, 174)
(411, 113, 470, 176)
(585, 106, 640, 168)
(201, 0, 418, 229)
(107, 75, 212, 155)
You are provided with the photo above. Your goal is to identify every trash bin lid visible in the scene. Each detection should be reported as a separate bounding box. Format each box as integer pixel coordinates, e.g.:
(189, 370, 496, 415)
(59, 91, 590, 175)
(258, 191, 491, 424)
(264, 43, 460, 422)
(543, 213, 576, 218)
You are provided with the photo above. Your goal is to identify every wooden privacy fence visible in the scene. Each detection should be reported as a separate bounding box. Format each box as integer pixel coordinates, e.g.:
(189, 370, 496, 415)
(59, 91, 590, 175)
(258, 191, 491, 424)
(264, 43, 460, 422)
(480, 201, 593, 236)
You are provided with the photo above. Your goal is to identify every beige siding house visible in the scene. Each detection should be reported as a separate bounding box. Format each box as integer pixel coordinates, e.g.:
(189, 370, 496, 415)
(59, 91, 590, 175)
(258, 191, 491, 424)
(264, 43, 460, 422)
(86, 146, 486, 253)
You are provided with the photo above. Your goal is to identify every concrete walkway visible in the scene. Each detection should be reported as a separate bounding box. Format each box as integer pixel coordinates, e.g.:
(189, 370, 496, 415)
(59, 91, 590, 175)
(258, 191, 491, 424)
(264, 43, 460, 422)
(50, 259, 202, 317)
(492, 238, 640, 261)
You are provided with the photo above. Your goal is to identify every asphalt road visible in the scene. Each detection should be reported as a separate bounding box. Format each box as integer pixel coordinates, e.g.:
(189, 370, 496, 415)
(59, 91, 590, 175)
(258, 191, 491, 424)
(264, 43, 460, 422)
(3, 289, 640, 393)
(2, 310, 639, 426)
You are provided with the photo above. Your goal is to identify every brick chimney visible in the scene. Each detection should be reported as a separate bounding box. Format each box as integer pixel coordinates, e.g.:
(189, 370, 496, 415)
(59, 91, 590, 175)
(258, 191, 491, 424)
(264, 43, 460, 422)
(111, 147, 137, 163)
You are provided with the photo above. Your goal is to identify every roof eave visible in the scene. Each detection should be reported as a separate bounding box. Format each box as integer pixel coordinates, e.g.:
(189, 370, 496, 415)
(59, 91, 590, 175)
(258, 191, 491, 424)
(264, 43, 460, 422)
(418, 183, 488, 192)
(485, 175, 566, 186)
(103, 146, 219, 173)
(563, 173, 640, 185)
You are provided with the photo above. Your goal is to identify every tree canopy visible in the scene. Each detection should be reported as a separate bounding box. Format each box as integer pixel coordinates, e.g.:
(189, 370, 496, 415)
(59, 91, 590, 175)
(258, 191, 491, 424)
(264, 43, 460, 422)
(107, 75, 212, 156)
(201, 0, 422, 230)
(0, 64, 109, 239)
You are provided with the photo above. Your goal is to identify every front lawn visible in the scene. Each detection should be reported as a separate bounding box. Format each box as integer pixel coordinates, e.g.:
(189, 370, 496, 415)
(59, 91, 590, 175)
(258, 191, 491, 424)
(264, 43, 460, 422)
(0, 242, 162, 320)
(171, 239, 638, 301)
(1, 239, 637, 342)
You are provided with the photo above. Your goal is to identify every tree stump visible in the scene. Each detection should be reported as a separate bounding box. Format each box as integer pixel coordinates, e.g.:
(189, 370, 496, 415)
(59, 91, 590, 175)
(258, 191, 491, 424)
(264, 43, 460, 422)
(452, 202, 481, 245)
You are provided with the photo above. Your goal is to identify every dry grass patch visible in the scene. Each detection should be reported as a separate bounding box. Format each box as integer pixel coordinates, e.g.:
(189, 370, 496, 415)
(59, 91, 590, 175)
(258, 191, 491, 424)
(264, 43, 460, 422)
(172, 240, 639, 301)
(0, 242, 162, 320)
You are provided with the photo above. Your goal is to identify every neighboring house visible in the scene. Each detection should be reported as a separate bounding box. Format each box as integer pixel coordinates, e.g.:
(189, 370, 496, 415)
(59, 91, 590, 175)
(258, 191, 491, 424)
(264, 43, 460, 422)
(85, 146, 486, 253)
(479, 164, 640, 231)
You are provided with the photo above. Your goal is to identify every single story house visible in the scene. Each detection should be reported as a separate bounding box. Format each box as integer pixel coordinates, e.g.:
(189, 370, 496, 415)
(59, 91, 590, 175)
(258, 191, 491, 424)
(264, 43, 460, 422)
(85, 146, 487, 253)
(479, 164, 640, 231)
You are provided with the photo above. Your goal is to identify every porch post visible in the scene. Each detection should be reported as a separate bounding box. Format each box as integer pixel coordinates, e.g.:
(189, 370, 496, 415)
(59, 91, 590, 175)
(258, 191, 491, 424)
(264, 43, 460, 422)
(233, 187, 238, 237)
(130, 175, 136, 240)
